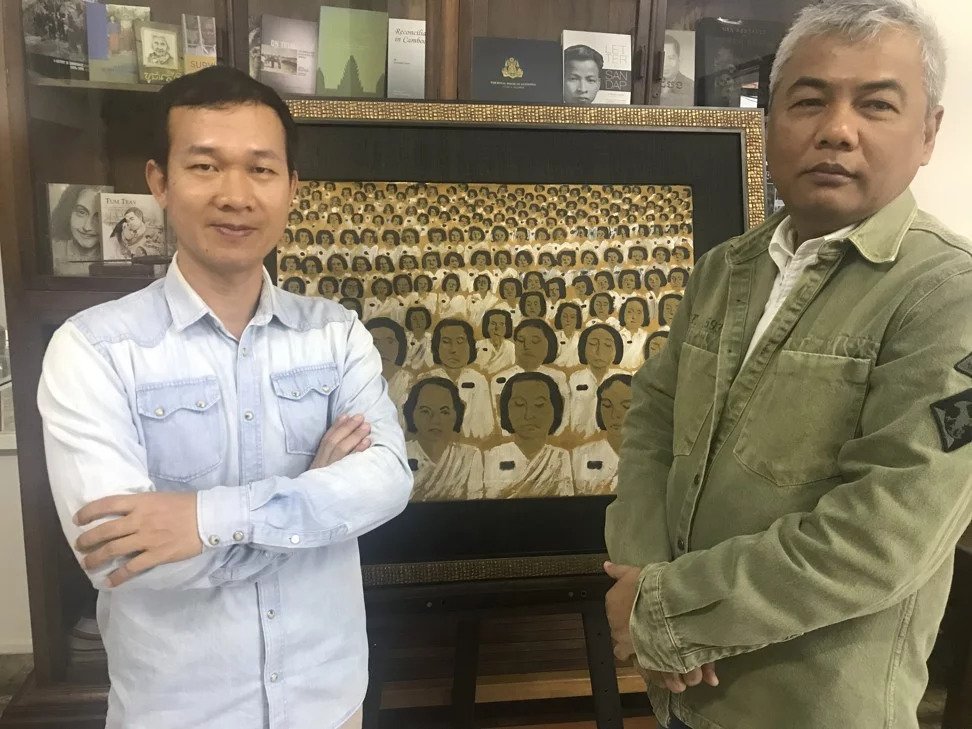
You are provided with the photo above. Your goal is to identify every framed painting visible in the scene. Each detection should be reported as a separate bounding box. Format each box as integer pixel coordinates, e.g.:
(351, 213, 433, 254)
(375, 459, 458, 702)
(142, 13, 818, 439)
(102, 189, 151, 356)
(279, 100, 766, 585)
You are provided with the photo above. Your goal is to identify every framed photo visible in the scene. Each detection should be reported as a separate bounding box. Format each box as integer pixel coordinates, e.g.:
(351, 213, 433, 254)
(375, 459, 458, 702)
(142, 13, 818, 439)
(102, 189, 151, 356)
(281, 100, 766, 585)
(695, 18, 785, 108)
(134, 20, 182, 84)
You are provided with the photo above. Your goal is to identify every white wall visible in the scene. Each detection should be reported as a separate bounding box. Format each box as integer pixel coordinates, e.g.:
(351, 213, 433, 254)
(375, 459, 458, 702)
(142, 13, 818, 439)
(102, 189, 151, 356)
(911, 0, 972, 235)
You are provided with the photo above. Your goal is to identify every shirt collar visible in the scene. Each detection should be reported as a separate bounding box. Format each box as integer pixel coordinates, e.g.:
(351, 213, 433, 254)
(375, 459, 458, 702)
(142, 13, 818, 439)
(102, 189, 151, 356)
(767, 216, 858, 272)
(164, 253, 302, 332)
(730, 188, 919, 265)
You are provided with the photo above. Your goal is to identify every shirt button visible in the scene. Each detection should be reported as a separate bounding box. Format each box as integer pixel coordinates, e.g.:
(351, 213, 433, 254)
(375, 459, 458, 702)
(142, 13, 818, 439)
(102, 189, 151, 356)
(196, 400, 206, 408)
(677, 538, 686, 552)
(289, 534, 301, 544)
(269, 672, 279, 683)
(208, 535, 221, 546)
(241, 346, 248, 356)
(291, 391, 299, 397)
(233, 530, 245, 542)
(267, 609, 276, 619)
(243, 410, 254, 421)
(154, 407, 165, 417)
(693, 473, 702, 486)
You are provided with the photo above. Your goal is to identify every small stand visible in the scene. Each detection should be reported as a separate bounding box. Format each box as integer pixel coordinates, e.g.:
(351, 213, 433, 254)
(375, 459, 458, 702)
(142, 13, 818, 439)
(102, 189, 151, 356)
(362, 574, 628, 729)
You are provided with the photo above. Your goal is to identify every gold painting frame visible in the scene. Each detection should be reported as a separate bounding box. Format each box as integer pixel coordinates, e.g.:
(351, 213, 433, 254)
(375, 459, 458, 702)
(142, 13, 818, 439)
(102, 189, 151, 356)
(283, 100, 767, 586)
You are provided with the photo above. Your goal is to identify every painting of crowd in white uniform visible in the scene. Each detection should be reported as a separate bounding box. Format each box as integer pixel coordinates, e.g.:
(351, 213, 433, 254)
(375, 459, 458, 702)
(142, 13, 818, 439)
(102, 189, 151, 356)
(277, 179, 694, 502)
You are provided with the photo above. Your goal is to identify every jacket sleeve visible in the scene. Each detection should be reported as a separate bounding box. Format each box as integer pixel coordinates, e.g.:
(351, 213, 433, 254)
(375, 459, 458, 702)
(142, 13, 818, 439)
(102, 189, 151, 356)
(196, 314, 413, 551)
(630, 268, 972, 673)
(605, 255, 707, 566)
(38, 323, 290, 593)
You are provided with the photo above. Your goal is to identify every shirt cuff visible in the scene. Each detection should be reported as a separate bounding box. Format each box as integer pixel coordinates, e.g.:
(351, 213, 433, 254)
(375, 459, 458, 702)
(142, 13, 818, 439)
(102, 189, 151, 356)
(630, 562, 690, 674)
(196, 486, 251, 549)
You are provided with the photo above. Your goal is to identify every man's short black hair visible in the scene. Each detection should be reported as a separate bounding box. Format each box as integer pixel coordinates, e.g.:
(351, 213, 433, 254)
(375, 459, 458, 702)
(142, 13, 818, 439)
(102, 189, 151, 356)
(153, 65, 298, 176)
(564, 44, 604, 72)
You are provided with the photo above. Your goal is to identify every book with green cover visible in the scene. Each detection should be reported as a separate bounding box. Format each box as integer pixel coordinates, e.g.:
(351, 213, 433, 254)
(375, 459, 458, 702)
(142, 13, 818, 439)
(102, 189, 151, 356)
(87, 4, 151, 83)
(317, 7, 388, 98)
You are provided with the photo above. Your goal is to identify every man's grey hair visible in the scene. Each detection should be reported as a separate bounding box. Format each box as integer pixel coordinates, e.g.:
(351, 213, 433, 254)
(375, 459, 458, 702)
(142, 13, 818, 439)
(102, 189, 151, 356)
(769, 0, 947, 108)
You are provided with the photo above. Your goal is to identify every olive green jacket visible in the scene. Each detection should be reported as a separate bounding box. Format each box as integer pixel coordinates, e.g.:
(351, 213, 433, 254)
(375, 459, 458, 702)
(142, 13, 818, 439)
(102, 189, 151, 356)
(605, 190, 972, 729)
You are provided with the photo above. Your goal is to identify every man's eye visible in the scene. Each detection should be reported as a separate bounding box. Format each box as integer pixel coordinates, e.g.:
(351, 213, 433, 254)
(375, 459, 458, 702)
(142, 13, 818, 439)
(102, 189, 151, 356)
(254, 167, 276, 175)
(192, 163, 215, 172)
(864, 100, 896, 112)
(793, 98, 824, 108)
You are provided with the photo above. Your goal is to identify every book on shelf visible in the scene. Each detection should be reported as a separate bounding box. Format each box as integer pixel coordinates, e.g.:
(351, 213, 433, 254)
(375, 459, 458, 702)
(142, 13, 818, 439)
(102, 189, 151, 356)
(659, 30, 695, 107)
(86, 4, 151, 84)
(386, 18, 426, 100)
(472, 37, 562, 104)
(317, 7, 388, 98)
(22, 0, 89, 80)
(182, 14, 218, 74)
(47, 183, 114, 277)
(561, 30, 632, 105)
(258, 14, 318, 95)
(99, 193, 167, 264)
(134, 20, 182, 84)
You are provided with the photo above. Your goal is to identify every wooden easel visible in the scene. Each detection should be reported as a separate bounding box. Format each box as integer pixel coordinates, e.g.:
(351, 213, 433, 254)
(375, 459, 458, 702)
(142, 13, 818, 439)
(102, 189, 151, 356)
(362, 574, 629, 729)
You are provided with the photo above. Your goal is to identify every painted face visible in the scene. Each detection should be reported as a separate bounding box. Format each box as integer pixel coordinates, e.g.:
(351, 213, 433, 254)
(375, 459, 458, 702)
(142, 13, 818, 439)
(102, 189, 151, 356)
(416, 277, 430, 293)
(475, 277, 490, 293)
(585, 328, 617, 369)
(599, 378, 632, 433)
(445, 277, 459, 293)
(663, 297, 681, 323)
(648, 335, 668, 358)
(408, 311, 427, 332)
(647, 273, 662, 289)
(670, 271, 685, 288)
(320, 281, 336, 296)
(524, 274, 543, 292)
(623, 301, 645, 328)
(371, 327, 400, 366)
(514, 325, 550, 370)
(305, 260, 319, 275)
(524, 296, 544, 318)
(413, 383, 457, 439)
(507, 379, 555, 437)
(594, 275, 610, 293)
(501, 282, 517, 300)
(487, 314, 506, 338)
(593, 295, 611, 319)
(437, 325, 470, 369)
(560, 306, 578, 332)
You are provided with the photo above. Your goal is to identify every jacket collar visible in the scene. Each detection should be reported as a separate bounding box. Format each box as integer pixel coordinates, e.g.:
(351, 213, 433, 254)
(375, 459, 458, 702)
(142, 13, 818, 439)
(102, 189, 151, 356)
(728, 189, 918, 265)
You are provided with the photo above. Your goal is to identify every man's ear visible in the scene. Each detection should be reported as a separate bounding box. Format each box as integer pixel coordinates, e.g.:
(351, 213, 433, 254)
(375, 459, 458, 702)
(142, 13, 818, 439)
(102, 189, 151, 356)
(920, 105, 945, 167)
(289, 172, 299, 201)
(146, 159, 168, 209)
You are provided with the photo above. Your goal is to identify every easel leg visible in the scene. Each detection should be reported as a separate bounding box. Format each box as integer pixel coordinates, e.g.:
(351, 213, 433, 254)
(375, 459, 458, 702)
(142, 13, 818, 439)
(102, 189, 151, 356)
(451, 617, 480, 729)
(582, 604, 624, 729)
(363, 628, 387, 729)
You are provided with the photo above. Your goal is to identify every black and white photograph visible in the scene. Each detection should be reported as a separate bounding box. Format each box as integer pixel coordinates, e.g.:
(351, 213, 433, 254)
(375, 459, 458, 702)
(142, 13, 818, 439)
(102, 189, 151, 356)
(659, 30, 695, 107)
(21, 0, 88, 79)
(47, 183, 113, 276)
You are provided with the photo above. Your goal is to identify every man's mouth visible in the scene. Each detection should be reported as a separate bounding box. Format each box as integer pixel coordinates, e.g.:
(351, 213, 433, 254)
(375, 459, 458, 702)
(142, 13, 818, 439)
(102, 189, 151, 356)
(212, 223, 257, 238)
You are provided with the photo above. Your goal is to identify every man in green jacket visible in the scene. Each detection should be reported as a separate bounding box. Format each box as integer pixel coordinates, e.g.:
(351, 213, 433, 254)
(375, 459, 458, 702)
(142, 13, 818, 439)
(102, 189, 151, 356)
(604, 1, 971, 728)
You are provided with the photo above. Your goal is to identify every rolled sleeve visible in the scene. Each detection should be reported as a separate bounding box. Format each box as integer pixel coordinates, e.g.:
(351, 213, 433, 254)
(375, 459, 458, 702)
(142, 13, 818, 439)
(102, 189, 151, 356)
(630, 562, 691, 674)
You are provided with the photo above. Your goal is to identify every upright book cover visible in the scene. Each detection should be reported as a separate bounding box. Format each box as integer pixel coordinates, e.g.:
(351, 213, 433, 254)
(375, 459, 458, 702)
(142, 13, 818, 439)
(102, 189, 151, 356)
(259, 14, 318, 95)
(659, 30, 695, 107)
(100, 193, 167, 262)
(22, 0, 89, 79)
(86, 4, 151, 84)
(182, 14, 218, 73)
(387, 18, 426, 99)
(471, 37, 562, 104)
(134, 20, 182, 84)
(695, 18, 784, 108)
(317, 7, 388, 97)
(47, 183, 114, 276)
(561, 30, 632, 105)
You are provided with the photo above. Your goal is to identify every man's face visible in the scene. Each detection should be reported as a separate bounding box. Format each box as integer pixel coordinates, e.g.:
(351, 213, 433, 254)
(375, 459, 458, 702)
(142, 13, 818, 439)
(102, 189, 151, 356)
(438, 325, 469, 369)
(767, 28, 942, 236)
(564, 59, 601, 105)
(515, 326, 549, 370)
(147, 104, 296, 278)
(663, 41, 679, 80)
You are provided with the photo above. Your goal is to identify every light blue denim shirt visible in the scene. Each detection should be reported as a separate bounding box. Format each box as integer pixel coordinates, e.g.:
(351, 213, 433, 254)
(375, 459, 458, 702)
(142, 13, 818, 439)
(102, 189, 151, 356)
(37, 258, 412, 729)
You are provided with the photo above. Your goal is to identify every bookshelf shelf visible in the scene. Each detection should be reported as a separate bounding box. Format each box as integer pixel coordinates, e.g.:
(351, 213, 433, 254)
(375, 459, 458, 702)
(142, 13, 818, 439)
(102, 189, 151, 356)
(29, 76, 161, 93)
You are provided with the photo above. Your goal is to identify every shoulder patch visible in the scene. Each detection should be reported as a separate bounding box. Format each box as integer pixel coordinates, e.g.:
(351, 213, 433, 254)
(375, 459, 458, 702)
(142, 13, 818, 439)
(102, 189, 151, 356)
(956, 353, 972, 379)
(930, 389, 972, 452)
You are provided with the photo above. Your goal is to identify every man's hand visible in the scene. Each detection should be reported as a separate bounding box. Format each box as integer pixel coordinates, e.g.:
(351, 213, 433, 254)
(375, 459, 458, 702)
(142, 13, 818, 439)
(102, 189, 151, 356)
(74, 492, 202, 587)
(310, 413, 372, 470)
(604, 561, 719, 693)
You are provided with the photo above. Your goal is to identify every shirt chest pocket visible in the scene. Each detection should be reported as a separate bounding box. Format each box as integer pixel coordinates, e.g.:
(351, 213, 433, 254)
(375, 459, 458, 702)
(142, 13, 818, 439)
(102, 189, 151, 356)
(673, 343, 718, 456)
(271, 364, 340, 456)
(135, 377, 225, 483)
(733, 349, 870, 486)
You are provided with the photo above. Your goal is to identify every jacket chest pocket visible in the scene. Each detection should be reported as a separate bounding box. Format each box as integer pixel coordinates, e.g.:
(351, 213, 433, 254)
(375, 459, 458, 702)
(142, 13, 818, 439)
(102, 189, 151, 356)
(271, 364, 340, 456)
(733, 349, 870, 486)
(673, 343, 718, 456)
(135, 377, 225, 483)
